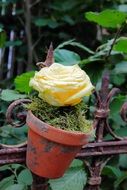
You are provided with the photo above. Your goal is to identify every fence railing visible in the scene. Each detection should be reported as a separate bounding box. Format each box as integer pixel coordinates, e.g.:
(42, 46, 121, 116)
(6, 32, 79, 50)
(0, 72, 127, 190)
(0, 1, 27, 80)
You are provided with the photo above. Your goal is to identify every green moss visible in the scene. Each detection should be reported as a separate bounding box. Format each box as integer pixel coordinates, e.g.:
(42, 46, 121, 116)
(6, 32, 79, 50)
(27, 97, 92, 133)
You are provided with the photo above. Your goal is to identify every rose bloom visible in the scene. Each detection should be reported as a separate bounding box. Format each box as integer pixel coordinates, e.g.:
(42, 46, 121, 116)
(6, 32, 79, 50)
(29, 63, 94, 106)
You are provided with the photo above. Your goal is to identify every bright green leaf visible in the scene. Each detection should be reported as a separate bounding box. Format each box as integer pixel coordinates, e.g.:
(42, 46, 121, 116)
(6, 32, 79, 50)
(14, 71, 35, 94)
(17, 169, 33, 186)
(0, 175, 15, 190)
(70, 159, 83, 168)
(113, 37, 127, 53)
(5, 184, 26, 190)
(85, 10, 127, 28)
(0, 165, 11, 171)
(54, 49, 81, 65)
(11, 164, 24, 170)
(0, 89, 27, 102)
(49, 167, 87, 190)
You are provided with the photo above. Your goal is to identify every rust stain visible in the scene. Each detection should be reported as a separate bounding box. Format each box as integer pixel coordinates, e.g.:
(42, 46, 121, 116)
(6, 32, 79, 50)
(40, 139, 57, 152)
(61, 145, 79, 153)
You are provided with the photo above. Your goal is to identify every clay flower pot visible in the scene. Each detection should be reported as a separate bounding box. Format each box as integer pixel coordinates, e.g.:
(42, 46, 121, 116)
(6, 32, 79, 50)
(26, 111, 91, 179)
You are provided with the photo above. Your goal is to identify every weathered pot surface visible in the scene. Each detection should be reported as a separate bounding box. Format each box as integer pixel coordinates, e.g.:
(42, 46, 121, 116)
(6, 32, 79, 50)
(26, 111, 91, 179)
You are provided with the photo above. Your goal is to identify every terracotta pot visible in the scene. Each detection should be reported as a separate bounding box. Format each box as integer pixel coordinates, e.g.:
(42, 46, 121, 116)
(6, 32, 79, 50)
(26, 111, 91, 179)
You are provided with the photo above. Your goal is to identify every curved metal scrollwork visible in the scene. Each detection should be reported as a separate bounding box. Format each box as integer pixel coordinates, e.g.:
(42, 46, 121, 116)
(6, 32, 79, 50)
(120, 102, 127, 123)
(93, 71, 123, 141)
(0, 99, 31, 148)
(6, 99, 31, 127)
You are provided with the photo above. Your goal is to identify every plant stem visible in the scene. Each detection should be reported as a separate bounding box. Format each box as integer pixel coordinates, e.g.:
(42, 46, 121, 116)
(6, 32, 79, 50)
(106, 23, 126, 59)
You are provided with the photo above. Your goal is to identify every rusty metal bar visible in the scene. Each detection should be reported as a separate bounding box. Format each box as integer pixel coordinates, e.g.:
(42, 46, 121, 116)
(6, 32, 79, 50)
(1, 139, 127, 165)
(78, 140, 127, 157)
(0, 147, 26, 165)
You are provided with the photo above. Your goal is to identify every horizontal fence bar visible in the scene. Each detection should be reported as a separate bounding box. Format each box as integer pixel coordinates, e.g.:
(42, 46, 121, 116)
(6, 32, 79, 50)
(0, 140, 127, 165)
(0, 147, 26, 165)
(77, 140, 127, 158)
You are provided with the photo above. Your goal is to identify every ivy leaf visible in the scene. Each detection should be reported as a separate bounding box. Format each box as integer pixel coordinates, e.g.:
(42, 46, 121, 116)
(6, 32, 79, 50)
(5, 184, 26, 190)
(0, 89, 27, 102)
(49, 167, 87, 190)
(17, 169, 33, 186)
(113, 37, 127, 53)
(102, 165, 122, 178)
(0, 175, 15, 190)
(54, 49, 81, 65)
(14, 71, 35, 94)
(85, 10, 127, 28)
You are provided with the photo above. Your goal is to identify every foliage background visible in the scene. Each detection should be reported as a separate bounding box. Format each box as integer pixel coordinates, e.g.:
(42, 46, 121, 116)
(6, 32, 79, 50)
(0, 0, 127, 190)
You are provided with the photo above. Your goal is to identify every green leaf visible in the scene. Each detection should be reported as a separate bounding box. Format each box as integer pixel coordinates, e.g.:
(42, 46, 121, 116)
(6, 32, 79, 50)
(0, 89, 27, 101)
(110, 95, 126, 116)
(5, 184, 26, 190)
(114, 173, 127, 188)
(56, 39, 94, 54)
(54, 49, 81, 65)
(0, 165, 11, 171)
(0, 31, 6, 48)
(14, 71, 35, 94)
(17, 169, 33, 186)
(62, 15, 75, 25)
(5, 40, 22, 47)
(11, 164, 24, 170)
(115, 126, 127, 137)
(49, 167, 87, 190)
(50, 0, 79, 11)
(113, 61, 127, 74)
(0, 175, 15, 190)
(102, 165, 122, 178)
(111, 74, 126, 86)
(85, 10, 127, 28)
(119, 154, 127, 169)
(113, 37, 127, 53)
(70, 159, 83, 168)
(34, 18, 58, 29)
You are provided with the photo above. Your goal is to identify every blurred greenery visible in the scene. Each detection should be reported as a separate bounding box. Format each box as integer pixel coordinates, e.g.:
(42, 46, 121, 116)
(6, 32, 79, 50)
(0, 0, 127, 189)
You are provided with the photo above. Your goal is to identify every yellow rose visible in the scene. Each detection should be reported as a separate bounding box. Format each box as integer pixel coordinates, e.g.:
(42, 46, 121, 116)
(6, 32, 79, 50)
(30, 63, 94, 106)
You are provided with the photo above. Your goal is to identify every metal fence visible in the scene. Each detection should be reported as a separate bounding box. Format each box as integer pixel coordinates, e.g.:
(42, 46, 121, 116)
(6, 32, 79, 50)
(0, 1, 27, 80)
(0, 72, 127, 190)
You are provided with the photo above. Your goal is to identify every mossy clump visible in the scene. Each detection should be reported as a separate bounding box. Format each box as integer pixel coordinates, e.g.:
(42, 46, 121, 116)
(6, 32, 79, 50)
(27, 97, 93, 133)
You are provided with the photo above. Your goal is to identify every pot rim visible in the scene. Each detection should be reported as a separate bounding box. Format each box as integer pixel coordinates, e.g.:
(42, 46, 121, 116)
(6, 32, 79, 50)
(26, 111, 93, 146)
